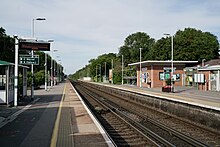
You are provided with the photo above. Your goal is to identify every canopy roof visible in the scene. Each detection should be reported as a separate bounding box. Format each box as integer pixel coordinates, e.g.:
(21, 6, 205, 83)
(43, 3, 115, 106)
(0, 60, 29, 68)
(198, 65, 220, 71)
(128, 60, 198, 67)
(0, 60, 13, 66)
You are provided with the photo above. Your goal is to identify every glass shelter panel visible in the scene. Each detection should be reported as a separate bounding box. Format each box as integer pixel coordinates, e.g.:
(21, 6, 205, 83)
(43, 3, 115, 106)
(0, 67, 6, 90)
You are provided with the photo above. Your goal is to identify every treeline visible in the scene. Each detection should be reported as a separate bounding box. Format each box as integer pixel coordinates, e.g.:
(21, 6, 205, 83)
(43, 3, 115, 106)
(69, 28, 219, 83)
(0, 27, 64, 87)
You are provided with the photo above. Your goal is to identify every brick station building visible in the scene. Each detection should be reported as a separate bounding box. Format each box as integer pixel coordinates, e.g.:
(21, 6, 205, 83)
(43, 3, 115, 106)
(128, 60, 198, 88)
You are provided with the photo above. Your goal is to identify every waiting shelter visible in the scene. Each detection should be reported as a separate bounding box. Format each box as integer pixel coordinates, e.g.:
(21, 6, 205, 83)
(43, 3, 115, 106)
(128, 60, 198, 88)
(197, 65, 220, 91)
(0, 60, 28, 105)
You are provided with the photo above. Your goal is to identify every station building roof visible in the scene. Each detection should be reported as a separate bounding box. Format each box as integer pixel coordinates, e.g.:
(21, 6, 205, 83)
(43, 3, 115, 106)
(128, 60, 198, 67)
(198, 65, 220, 71)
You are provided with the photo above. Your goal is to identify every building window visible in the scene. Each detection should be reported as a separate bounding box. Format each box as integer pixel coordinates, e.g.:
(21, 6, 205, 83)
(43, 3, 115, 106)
(159, 72, 171, 81)
(174, 74, 181, 81)
(159, 72, 164, 80)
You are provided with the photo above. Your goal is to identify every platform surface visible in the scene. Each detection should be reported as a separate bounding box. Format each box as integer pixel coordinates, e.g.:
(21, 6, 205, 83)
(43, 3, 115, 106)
(101, 83, 220, 111)
(0, 81, 112, 147)
(54, 82, 111, 147)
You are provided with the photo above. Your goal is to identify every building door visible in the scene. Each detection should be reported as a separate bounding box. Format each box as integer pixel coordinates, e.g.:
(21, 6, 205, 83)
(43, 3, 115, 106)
(209, 74, 217, 91)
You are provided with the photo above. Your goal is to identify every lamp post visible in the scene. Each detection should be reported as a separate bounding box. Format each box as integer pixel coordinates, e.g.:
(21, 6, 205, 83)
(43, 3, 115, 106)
(45, 53, 47, 91)
(105, 62, 106, 82)
(50, 57, 53, 87)
(58, 60, 62, 82)
(14, 35, 18, 106)
(45, 40, 54, 90)
(112, 59, 114, 84)
(99, 64, 101, 82)
(96, 65, 98, 82)
(51, 49, 58, 87)
(122, 55, 124, 85)
(164, 33, 174, 92)
(202, 59, 206, 67)
(54, 60, 57, 85)
(55, 56, 60, 84)
(32, 17, 46, 99)
(140, 48, 142, 88)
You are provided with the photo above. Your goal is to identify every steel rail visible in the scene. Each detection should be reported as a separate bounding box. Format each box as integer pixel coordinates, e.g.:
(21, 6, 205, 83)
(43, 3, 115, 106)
(79, 81, 211, 146)
(74, 82, 159, 146)
(72, 82, 117, 147)
(75, 82, 173, 146)
(129, 107, 209, 147)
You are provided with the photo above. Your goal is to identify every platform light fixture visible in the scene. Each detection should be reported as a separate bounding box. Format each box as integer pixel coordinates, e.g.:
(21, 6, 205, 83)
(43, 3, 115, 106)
(31, 17, 46, 99)
(140, 48, 142, 88)
(164, 33, 174, 92)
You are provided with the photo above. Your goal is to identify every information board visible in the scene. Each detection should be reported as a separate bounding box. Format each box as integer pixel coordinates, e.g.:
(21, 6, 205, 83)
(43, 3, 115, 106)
(19, 39, 50, 51)
(19, 55, 39, 65)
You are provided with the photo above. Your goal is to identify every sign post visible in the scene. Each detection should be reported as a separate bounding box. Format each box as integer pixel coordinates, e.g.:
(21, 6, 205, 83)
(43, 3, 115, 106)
(19, 39, 50, 99)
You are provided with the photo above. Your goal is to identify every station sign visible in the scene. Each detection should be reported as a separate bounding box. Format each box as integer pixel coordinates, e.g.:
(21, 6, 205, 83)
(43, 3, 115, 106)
(19, 55, 39, 65)
(163, 67, 176, 73)
(19, 39, 50, 51)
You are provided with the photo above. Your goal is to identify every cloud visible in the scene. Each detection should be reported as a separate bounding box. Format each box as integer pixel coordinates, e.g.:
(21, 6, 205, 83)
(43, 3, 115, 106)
(1, 0, 220, 74)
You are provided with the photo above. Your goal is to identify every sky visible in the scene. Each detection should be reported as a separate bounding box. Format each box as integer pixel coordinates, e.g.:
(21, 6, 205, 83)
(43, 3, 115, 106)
(1, 0, 220, 74)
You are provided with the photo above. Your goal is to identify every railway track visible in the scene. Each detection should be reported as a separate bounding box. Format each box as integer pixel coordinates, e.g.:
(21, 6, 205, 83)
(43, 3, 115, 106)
(73, 81, 220, 146)
(73, 81, 159, 146)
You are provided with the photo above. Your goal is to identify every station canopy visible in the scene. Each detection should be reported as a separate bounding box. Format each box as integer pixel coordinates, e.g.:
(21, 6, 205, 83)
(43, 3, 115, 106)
(0, 60, 13, 66)
(0, 60, 29, 68)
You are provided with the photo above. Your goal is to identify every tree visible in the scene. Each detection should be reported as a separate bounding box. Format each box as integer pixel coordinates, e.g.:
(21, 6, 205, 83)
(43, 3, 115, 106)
(70, 28, 220, 83)
(0, 27, 6, 36)
(88, 53, 117, 82)
(34, 70, 45, 88)
(152, 28, 219, 62)
(0, 27, 15, 63)
(70, 53, 120, 83)
(119, 32, 155, 66)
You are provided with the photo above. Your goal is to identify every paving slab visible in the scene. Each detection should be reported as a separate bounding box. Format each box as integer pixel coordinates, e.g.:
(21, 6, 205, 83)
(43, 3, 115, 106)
(56, 82, 112, 147)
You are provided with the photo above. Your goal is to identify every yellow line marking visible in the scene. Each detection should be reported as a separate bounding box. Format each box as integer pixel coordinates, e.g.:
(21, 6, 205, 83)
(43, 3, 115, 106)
(50, 83, 67, 147)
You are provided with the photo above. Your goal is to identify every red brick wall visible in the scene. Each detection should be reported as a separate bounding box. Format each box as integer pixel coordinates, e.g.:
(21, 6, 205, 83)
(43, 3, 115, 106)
(137, 65, 185, 88)
(198, 71, 210, 91)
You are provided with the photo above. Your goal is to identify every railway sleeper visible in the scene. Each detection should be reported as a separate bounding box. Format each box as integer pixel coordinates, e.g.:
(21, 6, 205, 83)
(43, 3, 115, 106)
(116, 140, 147, 146)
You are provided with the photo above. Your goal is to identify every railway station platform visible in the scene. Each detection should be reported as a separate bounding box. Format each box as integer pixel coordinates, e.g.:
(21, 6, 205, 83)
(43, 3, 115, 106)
(52, 81, 112, 147)
(103, 83, 220, 111)
(0, 81, 113, 147)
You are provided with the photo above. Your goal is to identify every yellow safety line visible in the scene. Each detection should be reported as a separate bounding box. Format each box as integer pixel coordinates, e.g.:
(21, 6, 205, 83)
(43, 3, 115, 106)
(50, 83, 66, 147)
